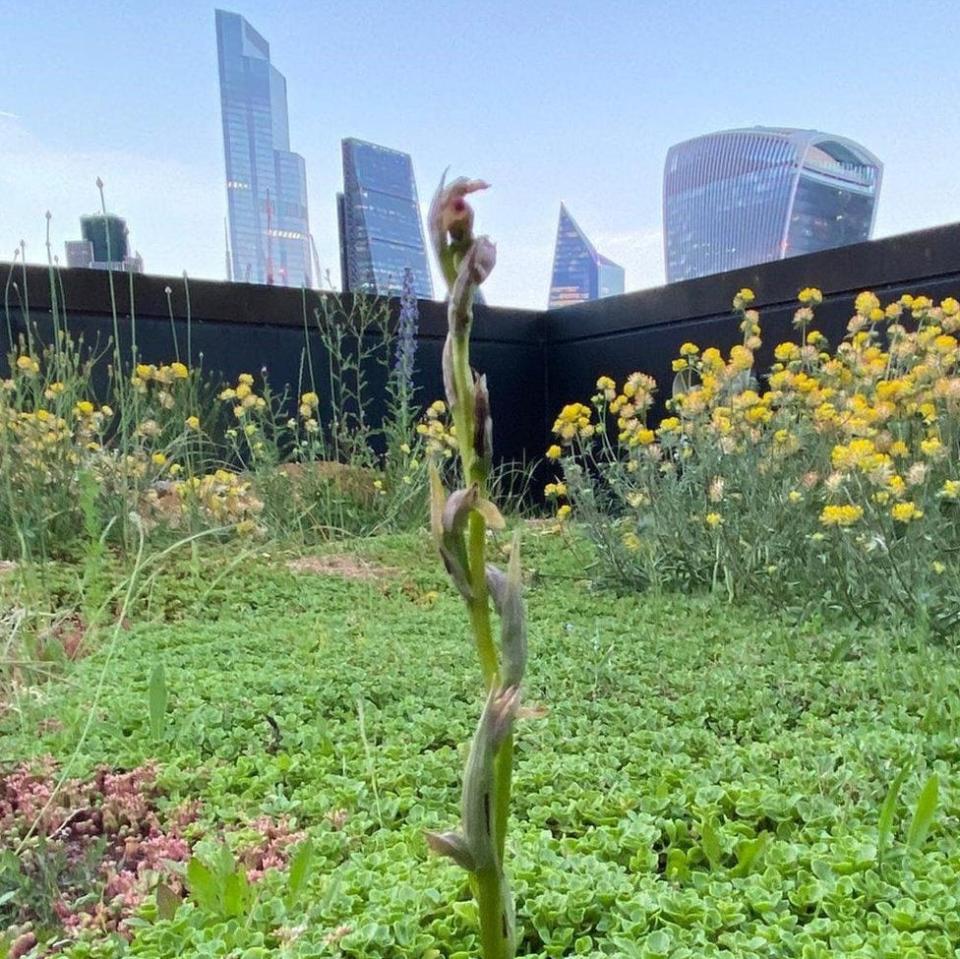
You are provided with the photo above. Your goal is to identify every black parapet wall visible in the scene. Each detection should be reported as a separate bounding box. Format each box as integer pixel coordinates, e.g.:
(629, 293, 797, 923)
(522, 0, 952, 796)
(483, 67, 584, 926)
(0, 265, 546, 467)
(543, 222, 960, 427)
(4, 220, 960, 468)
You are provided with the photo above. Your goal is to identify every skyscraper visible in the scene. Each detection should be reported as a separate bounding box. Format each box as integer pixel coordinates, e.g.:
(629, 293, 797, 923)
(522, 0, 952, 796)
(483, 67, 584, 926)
(547, 204, 624, 309)
(65, 214, 143, 273)
(215, 9, 311, 287)
(663, 127, 882, 283)
(338, 138, 433, 298)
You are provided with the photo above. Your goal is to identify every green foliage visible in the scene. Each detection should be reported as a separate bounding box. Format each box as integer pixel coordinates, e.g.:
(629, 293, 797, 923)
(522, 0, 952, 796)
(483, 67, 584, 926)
(2, 531, 959, 957)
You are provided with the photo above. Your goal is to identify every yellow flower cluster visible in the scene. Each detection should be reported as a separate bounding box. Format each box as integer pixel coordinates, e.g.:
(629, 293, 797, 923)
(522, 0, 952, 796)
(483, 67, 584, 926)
(175, 468, 264, 533)
(553, 287, 960, 563)
(552, 402, 594, 444)
(219, 372, 267, 420)
(417, 400, 457, 459)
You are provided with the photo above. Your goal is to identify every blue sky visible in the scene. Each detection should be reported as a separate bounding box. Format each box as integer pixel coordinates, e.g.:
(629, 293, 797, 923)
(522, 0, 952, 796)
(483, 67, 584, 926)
(1, 0, 958, 308)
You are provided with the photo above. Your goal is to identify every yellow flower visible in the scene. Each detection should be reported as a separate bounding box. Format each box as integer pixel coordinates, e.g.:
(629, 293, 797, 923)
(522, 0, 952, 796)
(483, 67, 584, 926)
(820, 504, 863, 527)
(705, 512, 723, 528)
(787, 490, 803, 504)
(595, 375, 615, 392)
(621, 531, 641, 552)
(733, 288, 755, 310)
(890, 501, 923, 523)
(170, 361, 189, 379)
(238, 372, 255, 386)
(854, 291, 880, 317)
(301, 391, 319, 408)
(920, 437, 943, 458)
(556, 504, 571, 522)
(135, 362, 154, 380)
(74, 400, 95, 417)
(16, 355, 40, 375)
(44, 381, 65, 398)
(219, 387, 236, 401)
(798, 287, 823, 306)
(671, 358, 688, 372)
(546, 444, 562, 461)
(941, 297, 960, 317)
(679, 342, 699, 356)
(939, 479, 960, 500)
(185, 415, 200, 430)
(151, 452, 167, 466)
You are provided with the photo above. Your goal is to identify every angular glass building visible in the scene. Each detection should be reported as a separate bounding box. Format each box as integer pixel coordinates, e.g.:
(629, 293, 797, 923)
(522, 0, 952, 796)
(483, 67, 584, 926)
(337, 138, 433, 298)
(548, 204, 625, 309)
(215, 9, 311, 287)
(663, 127, 882, 283)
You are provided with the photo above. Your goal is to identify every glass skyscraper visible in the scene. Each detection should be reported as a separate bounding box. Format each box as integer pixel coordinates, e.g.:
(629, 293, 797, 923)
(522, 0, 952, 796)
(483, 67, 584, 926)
(337, 138, 433, 298)
(215, 9, 311, 287)
(548, 204, 625, 309)
(663, 127, 882, 283)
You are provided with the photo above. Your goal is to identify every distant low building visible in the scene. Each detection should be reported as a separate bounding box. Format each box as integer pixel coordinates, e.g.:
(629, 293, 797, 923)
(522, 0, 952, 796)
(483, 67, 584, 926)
(663, 127, 883, 282)
(548, 204, 624, 309)
(337, 138, 434, 298)
(65, 214, 143, 273)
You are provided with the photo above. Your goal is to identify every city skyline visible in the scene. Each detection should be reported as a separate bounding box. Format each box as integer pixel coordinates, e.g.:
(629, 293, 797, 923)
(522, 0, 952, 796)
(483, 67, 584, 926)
(548, 204, 624, 309)
(215, 9, 311, 287)
(664, 128, 882, 283)
(2, 1, 959, 307)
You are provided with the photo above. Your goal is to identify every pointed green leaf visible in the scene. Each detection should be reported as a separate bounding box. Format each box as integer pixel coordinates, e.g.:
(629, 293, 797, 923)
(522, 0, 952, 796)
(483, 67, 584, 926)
(285, 839, 314, 910)
(906, 773, 940, 852)
(877, 763, 911, 867)
(186, 857, 220, 913)
(148, 663, 167, 741)
(700, 817, 722, 870)
(156, 882, 179, 921)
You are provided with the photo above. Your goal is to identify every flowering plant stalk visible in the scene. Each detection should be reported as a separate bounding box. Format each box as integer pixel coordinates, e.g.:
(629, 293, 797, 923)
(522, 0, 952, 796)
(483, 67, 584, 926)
(423, 176, 526, 959)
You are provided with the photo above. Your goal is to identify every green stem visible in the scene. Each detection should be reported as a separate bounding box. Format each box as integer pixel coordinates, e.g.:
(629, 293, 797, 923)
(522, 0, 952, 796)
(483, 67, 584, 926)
(476, 867, 510, 959)
(468, 510, 498, 687)
(494, 734, 514, 862)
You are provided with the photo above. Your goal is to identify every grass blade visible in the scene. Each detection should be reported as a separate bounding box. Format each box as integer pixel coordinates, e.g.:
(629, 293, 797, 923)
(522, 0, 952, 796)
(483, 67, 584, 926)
(148, 663, 167, 741)
(877, 763, 911, 868)
(906, 772, 940, 852)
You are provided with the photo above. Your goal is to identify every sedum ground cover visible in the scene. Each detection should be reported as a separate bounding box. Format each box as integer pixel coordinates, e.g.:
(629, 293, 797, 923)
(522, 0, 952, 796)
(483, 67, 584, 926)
(2, 528, 958, 959)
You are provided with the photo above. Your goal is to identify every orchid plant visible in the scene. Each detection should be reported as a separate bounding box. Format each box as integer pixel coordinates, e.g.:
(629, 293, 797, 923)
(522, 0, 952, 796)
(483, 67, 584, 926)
(423, 177, 527, 959)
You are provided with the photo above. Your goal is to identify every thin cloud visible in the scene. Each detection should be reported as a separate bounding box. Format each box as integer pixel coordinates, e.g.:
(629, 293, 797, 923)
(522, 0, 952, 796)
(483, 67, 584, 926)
(0, 111, 20, 119)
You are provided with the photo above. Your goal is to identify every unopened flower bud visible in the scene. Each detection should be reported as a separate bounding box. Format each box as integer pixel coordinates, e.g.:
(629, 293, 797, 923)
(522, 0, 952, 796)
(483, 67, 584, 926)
(485, 533, 527, 687)
(462, 685, 520, 872)
(473, 373, 493, 471)
(442, 333, 457, 410)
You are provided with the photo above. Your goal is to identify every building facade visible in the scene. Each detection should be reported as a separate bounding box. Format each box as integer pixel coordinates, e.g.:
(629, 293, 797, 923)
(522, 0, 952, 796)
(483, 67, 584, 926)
(65, 214, 143, 273)
(548, 203, 624, 309)
(663, 127, 882, 283)
(215, 9, 311, 287)
(337, 138, 433, 298)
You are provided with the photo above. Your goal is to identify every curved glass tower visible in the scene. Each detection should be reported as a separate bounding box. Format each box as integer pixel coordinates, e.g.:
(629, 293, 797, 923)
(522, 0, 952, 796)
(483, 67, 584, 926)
(548, 204, 624, 309)
(216, 9, 311, 287)
(663, 128, 882, 283)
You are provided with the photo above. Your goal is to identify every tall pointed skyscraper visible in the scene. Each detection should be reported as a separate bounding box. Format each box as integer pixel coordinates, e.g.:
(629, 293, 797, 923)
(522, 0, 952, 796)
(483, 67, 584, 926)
(548, 204, 624, 309)
(215, 9, 311, 287)
(663, 127, 882, 282)
(337, 138, 433, 298)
